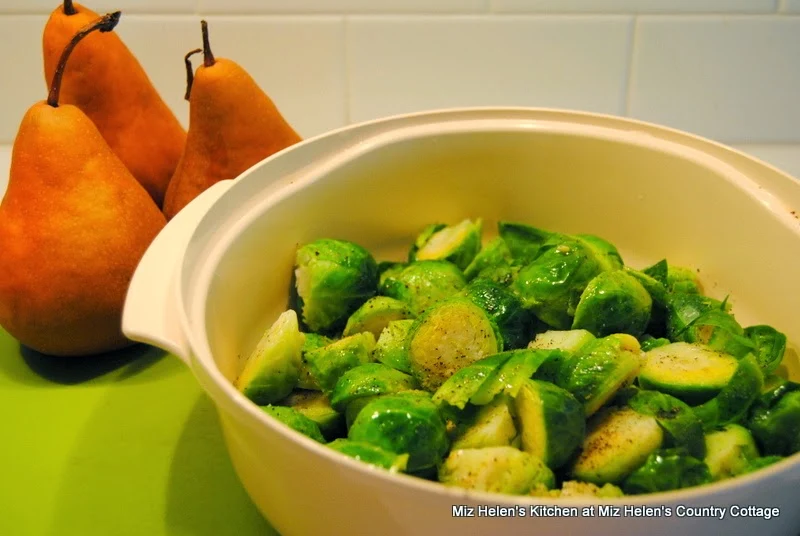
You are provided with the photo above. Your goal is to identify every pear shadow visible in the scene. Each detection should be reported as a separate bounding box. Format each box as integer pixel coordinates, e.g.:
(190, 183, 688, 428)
(165, 394, 280, 536)
(19, 343, 169, 385)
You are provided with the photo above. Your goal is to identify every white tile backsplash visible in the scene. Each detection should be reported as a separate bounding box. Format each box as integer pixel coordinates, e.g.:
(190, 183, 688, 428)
(199, 0, 487, 14)
(347, 15, 633, 122)
(0, 0, 198, 14)
(628, 16, 800, 144)
(492, 0, 778, 13)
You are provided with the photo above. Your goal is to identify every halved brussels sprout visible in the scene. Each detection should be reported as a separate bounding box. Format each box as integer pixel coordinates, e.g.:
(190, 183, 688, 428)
(693, 354, 764, 431)
(512, 237, 605, 329)
(304, 332, 376, 392)
(235, 310, 303, 405)
(570, 406, 664, 485)
(572, 270, 652, 338)
(748, 389, 800, 456)
(638, 342, 739, 404)
(330, 362, 417, 413)
(432, 352, 514, 410)
(528, 329, 596, 353)
(327, 439, 409, 473)
(557, 334, 641, 416)
(744, 325, 787, 374)
(348, 392, 449, 472)
(639, 336, 670, 352)
(497, 221, 554, 266)
(624, 267, 669, 337)
(740, 455, 784, 474)
(280, 389, 344, 439)
(297, 332, 333, 390)
(379, 260, 467, 315)
(342, 296, 413, 339)
(294, 238, 379, 333)
(408, 297, 502, 392)
(260, 405, 326, 443)
(574, 234, 625, 272)
(667, 265, 703, 294)
(410, 219, 483, 270)
(665, 292, 725, 341)
(463, 236, 513, 282)
(439, 446, 555, 495)
(681, 309, 756, 359)
(451, 395, 517, 450)
(378, 261, 405, 287)
(703, 424, 759, 481)
(622, 448, 711, 495)
(530, 481, 624, 498)
(516, 379, 585, 469)
(373, 319, 415, 373)
(626, 389, 705, 458)
(461, 278, 533, 350)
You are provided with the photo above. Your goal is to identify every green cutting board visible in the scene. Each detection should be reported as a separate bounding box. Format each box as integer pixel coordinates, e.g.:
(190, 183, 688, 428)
(0, 327, 280, 536)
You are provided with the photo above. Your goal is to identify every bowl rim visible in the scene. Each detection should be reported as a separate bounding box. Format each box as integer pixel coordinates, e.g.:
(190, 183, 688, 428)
(177, 106, 800, 506)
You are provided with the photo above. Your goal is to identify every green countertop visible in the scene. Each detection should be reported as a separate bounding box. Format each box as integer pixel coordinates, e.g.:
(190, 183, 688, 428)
(0, 327, 279, 536)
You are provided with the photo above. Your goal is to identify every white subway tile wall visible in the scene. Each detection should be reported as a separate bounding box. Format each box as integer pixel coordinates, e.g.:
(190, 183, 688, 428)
(1, 0, 799, 181)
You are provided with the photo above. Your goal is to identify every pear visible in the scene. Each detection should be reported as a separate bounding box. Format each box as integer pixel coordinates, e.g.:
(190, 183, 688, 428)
(162, 20, 302, 220)
(43, 0, 187, 208)
(0, 12, 166, 356)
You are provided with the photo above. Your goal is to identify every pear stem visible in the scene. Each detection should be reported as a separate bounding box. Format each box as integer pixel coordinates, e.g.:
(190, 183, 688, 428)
(47, 12, 121, 108)
(201, 20, 215, 67)
(183, 48, 203, 101)
(63, 0, 77, 15)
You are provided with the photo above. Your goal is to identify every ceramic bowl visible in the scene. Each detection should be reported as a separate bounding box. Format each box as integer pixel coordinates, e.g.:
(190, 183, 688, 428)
(122, 108, 800, 536)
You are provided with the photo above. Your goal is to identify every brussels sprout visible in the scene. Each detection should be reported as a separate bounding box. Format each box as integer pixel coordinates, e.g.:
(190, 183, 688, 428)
(463, 236, 513, 281)
(342, 296, 413, 339)
(379, 260, 467, 315)
(451, 395, 517, 450)
(570, 407, 664, 485)
(471, 349, 560, 403)
(373, 319, 415, 373)
(461, 278, 533, 350)
(432, 352, 514, 410)
(572, 270, 653, 338)
(348, 392, 449, 472)
(516, 379, 585, 469)
(439, 447, 555, 495)
(528, 329, 596, 353)
(497, 221, 554, 266)
(330, 363, 417, 412)
(638, 342, 738, 404)
(574, 234, 625, 272)
(748, 390, 800, 456)
(294, 238, 379, 333)
(344, 395, 378, 430)
(235, 310, 304, 405)
(408, 223, 446, 259)
(280, 390, 344, 439)
(625, 267, 669, 337)
(693, 354, 764, 431)
(304, 332, 376, 392)
(530, 481, 625, 498)
(378, 262, 405, 287)
(622, 448, 711, 495)
(665, 293, 725, 341)
(410, 219, 483, 270)
(408, 297, 502, 392)
(327, 439, 409, 473)
(681, 309, 757, 359)
(297, 332, 333, 390)
(512, 237, 605, 329)
(757, 375, 800, 406)
(557, 334, 641, 417)
(642, 259, 668, 286)
(667, 265, 703, 294)
(260, 405, 326, 443)
(639, 336, 670, 352)
(744, 325, 787, 374)
(626, 390, 705, 458)
(703, 424, 759, 481)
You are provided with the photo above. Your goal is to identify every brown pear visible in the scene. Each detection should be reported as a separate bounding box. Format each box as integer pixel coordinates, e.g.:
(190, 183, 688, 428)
(162, 20, 302, 220)
(0, 12, 166, 356)
(43, 0, 187, 208)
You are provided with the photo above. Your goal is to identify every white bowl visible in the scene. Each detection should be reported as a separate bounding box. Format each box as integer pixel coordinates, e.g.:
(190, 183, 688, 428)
(122, 108, 800, 536)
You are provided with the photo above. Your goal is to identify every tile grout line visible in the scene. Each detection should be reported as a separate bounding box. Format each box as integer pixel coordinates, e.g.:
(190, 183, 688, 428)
(622, 15, 639, 117)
